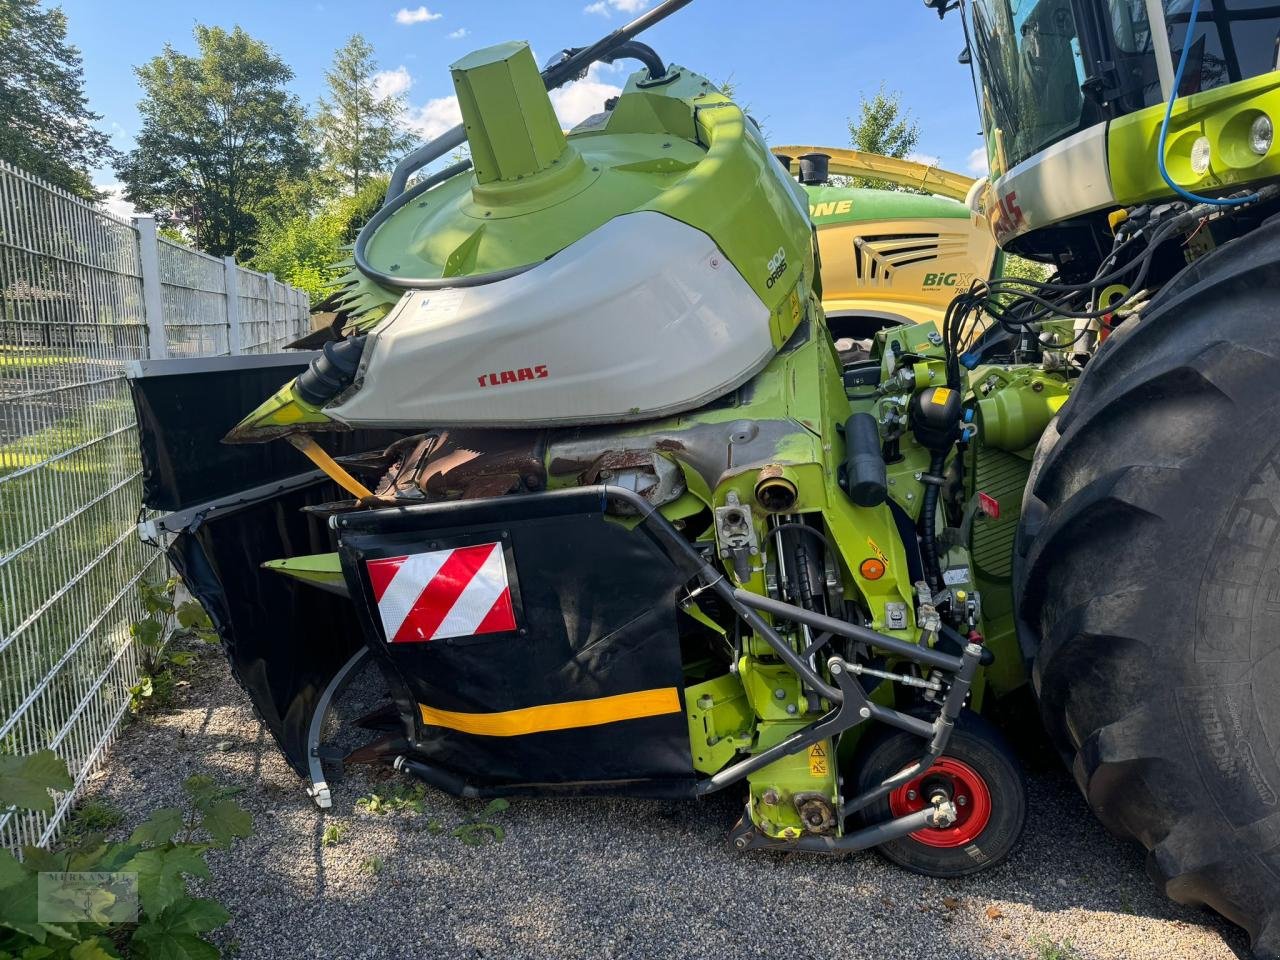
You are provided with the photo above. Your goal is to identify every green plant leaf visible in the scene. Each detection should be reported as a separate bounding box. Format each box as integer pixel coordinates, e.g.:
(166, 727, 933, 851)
(451, 822, 504, 846)
(131, 922, 219, 960)
(69, 937, 121, 960)
(123, 846, 210, 917)
(174, 602, 211, 631)
(0, 751, 73, 814)
(0, 871, 41, 941)
(180, 776, 215, 804)
(482, 798, 509, 818)
(130, 619, 164, 648)
(129, 808, 186, 847)
(198, 800, 251, 849)
(166, 651, 196, 668)
(157, 898, 229, 935)
(0, 848, 29, 888)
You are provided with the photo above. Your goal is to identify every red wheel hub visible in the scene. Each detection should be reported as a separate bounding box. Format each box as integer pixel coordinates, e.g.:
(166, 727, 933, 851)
(888, 757, 993, 848)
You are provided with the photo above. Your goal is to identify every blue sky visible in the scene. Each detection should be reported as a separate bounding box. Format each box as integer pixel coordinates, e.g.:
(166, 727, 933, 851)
(61, 0, 987, 214)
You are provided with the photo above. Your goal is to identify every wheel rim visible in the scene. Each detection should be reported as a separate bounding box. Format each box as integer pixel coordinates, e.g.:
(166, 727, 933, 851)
(888, 757, 993, 848)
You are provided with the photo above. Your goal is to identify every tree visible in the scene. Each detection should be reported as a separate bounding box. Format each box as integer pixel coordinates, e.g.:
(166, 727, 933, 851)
(315, 35, 415, 195)
(251, 176, 386, 302)
(116, 25, 312, 258)
(0, 0, 115, 197)
(846, 84, 922, 191)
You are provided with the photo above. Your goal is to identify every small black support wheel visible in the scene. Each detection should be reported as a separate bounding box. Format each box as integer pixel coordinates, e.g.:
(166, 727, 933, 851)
(853, 712, 1026, 878)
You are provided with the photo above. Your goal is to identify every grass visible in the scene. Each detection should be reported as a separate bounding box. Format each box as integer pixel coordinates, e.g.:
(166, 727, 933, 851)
(355, 783, 429, 816)
(66, 798, 125, 838)
(1030, 934, 1083, 960)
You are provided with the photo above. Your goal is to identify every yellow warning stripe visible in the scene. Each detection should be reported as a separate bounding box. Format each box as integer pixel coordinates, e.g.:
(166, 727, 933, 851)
(418, 687, 681, 737)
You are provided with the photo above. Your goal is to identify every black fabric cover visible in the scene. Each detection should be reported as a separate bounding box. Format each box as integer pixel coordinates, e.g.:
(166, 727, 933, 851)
(167, 479, 364, 776)
(128, 358, 402, 512)
(337, 490, 699, 797)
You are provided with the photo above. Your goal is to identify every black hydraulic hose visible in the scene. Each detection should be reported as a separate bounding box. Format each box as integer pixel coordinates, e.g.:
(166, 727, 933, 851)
(920, 451, 946, 592)
(598, 40, 666, 77)
(353, 159, 544, 293)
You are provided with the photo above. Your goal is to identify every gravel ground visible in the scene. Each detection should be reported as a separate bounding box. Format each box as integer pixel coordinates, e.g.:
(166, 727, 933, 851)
(78, 639, 1250, 960)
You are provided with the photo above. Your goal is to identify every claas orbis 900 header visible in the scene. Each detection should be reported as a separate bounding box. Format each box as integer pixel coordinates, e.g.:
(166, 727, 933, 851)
(127, 0, 1280, 954)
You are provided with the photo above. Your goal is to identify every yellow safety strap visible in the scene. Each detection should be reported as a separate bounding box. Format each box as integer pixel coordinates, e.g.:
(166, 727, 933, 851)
(418, 687, 681, 737)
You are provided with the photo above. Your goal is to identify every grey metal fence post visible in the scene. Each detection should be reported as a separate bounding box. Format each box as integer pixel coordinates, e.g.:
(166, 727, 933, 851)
(224, 256, 243, 355)
(135, 214, 167, 359)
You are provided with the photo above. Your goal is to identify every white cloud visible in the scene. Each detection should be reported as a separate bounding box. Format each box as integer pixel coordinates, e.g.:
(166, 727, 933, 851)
(966, 146, 989, 177)
(448, 27, 469, 39)
(96, 183, 136, 221)
(371, 66, 413, 101)
(402, 95, 463, 141)
(584, 0, 648, 15)
(906, 151, 943, 168)
(548, 63, 622, 126)
(395, 5, 442, 25)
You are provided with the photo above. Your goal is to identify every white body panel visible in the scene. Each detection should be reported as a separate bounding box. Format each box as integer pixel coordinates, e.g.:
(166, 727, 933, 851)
(991, 122, 1115, 244)
(329, 212, 774, 428)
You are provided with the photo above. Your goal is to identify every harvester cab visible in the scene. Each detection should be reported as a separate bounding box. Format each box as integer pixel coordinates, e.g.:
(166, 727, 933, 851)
(130, 0, 1280, 945)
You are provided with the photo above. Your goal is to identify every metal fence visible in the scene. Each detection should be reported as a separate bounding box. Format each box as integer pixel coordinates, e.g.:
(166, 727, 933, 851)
(0, 159, 310, 849)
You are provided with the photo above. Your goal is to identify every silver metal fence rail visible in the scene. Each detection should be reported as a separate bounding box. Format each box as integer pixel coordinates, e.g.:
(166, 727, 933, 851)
(0, 159, 312, 849)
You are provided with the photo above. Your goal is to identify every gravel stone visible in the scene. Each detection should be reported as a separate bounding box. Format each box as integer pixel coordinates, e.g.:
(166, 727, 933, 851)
(78, 643, 1250, 960)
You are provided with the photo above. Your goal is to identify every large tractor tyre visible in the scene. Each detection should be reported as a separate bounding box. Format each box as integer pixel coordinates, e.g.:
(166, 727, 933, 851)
(1014, 216, 1280, 957)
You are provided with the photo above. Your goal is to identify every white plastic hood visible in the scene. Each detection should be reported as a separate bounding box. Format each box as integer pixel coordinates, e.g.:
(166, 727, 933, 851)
(327, 212, 774, 429)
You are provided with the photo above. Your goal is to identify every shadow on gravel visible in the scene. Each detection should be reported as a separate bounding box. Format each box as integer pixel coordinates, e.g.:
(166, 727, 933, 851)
(83, 641, 1251, 960)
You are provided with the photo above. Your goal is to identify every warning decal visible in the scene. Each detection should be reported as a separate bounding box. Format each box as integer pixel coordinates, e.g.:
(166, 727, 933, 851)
(808, 741, 830, 777)
(366, 542, 516, 643)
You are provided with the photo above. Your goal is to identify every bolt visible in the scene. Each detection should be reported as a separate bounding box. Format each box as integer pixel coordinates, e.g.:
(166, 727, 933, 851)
(1032, 381, 1044, 392)
(906, 493, 915, 501)
(906, 790, 918, 801)
(773, 688, 786, 699)
(761, 789, 779, 805)
(786, 703, 798, 715)
(956, 795, 967, 807)
(734, 836, 748, 850)
(858, 706, 871, 719)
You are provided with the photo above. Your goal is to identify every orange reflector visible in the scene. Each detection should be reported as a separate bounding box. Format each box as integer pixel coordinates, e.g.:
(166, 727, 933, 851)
(859, 557, 886, 580)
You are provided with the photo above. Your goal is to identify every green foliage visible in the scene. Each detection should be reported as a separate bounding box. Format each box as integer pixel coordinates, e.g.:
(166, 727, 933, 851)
(66, 801, 125, 841)
(0, 754, 249, 959)
(115, 25, 311, 258)
(354, 782, 427, 817)
(846, 84, 923, 192)
(128, 580, 216, 715)
(319, 824, 344, 848)
(249, 177, 386, 303)
(1030, 935, 1082, 960)
(0, 751, 73, 814)
(0, 0, 114, 198)
(315, 35, 415, 196)
(358, 857, 382, 877)
(451, 799, 509, 847)
(999, 253, 1049, 285)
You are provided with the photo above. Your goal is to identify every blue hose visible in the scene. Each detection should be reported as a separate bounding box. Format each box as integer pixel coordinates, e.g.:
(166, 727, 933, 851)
(1157, 0, 1260, 205)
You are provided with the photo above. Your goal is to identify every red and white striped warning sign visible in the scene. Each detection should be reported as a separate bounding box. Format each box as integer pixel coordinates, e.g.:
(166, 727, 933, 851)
(366, 542, 516, 643)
